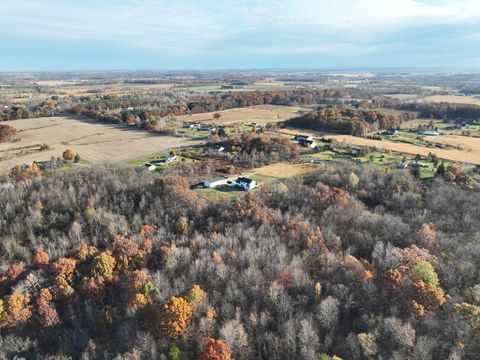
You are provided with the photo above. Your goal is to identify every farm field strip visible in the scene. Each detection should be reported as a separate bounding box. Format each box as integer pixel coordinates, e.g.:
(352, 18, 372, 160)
(177, 105, 305, 125)
(0, 116, 200, 174)
(421, 95, 480, 105)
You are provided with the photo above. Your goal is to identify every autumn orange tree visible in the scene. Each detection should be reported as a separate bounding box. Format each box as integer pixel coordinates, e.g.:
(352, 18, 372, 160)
(198, 338, 232, 360)
(33, 249, 50, 267)
(51, 257, 77, 296)
(157, 296, 192, 339)
(37, 288, 59, 327)
(0, 293, 32, 328)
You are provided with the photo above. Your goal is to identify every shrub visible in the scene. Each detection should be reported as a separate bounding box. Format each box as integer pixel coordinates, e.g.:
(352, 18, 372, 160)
(62, 149, 76, 161)
(0, 124, 16, 142)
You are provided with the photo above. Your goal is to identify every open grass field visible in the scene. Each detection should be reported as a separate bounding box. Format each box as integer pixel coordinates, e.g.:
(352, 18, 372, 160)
(421, 95, 480, 105)
(2, 83, 176, 102)
(245, 162, 319, 179)
(400, 119, 443, 129)
(177, 105, 304, 125)
(424, 134, 480, 155)
(0, 116, 199, 174)
(279, 128, 480, 165)
(55, 83, 175, 97)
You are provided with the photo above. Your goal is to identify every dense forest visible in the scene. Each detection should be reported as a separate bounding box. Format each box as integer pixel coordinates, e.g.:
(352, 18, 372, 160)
(0, 163, 479, 359)
(372, 98, 480, 122)
(284, 108, 401, 136)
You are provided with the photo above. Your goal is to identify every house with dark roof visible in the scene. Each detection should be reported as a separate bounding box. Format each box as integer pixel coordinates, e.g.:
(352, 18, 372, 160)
(236, 177, 257, 191)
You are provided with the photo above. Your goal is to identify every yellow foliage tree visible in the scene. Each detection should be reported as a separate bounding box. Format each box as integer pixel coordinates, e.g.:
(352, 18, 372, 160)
(158, 296, 193, 339)
(0, 293, 32, 328)
(185, 285, 206, 309)
(92, 251, 116, 280)
(454, 303, 480, 331)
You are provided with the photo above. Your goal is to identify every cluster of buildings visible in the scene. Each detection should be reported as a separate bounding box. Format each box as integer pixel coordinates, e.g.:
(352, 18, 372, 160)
(143, 155, 177, 171)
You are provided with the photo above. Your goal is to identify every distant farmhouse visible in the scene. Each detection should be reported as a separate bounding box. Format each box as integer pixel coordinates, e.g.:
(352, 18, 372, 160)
(208, 144, 225, 152)
(236, 177, 257, 191)
(203, 177, 228, 188)
(293, 134, 317, 148)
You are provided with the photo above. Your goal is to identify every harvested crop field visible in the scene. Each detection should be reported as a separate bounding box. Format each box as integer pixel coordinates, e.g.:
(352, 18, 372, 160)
(247, 162, 319, 179)
(0, 116, 200, 174)
(280, 128, 480, 165)
(400, 119, 443, 128)
(421, 95, 480, 105)
(177, 105, 305, 125)
(424, 134, 480, 155)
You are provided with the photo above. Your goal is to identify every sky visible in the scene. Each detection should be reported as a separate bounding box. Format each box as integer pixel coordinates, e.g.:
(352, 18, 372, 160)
(0, 0, 479, 71)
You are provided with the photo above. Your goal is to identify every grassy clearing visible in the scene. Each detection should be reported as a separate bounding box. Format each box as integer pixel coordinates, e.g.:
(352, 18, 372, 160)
(177, 105, 305, 125)
(244, 162, 319, 179)
(421, 95, 480, 105)
(174, 85, 223, 93)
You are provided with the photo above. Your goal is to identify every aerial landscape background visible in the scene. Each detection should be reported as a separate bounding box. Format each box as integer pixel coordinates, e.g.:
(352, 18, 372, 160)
(1, 1, 480, 359)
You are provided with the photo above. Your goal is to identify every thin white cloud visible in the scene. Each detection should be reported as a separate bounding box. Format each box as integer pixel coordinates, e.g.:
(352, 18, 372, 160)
(0, 0, 479, 60)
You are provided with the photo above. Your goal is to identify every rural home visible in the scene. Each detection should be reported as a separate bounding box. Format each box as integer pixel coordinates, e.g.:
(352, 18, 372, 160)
(203, 177, 228, 188)
(208, 144, 225, 152)
(236, 177, 256, 191)
(383, 128, 398, 136)
(423, 130, 439, 136)
(294, 134, 313, 142)
(293, 134, 317, 148)
(143, 162, 156, 171)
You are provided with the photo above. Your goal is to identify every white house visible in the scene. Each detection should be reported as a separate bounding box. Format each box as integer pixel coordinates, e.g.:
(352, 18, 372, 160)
(236, 177, 257, 191)
(203, 178, 228, 188)
(143, 162, 156, 171)
(208, 145, 225, 152)
(166, 155, 177, 163)
(295, 135, 313, 142)
(423, 130, 439, 136)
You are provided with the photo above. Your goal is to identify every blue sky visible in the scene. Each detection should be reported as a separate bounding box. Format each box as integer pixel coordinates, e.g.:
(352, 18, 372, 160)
(0, 0, 479, 71)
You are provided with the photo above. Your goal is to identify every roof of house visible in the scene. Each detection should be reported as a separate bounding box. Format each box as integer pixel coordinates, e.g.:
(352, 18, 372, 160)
(295, 135, 312, 140)
(236, 177, 254, 184)
(204, 177, 226, 183)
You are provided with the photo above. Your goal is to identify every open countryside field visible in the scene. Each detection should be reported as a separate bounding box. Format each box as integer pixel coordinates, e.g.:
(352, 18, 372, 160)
(400, 119, 443, 128)
(280, 128, 480, 165)
(3, 83, 176, 102)
(425, 134, 480, 153)
(0, 116, 199, 174)
(244, 162, 319, 179)
(177, 105, 305, 125)
(421, 95, 480, 105)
